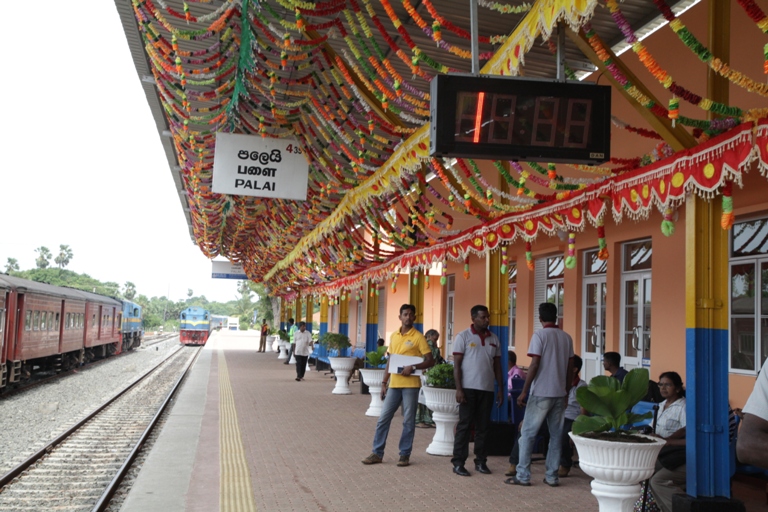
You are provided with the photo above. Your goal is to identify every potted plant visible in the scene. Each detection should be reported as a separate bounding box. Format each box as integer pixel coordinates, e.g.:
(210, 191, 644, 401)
(422, 363, 459, 456)
(318, 332, 354, 394)
(275, 329, 290, 360)
(569, 368, 666, 512)
(359, 346, 388, 416)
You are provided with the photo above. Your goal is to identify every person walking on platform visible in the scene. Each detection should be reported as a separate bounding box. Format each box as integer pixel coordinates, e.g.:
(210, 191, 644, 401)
(451, 305, 503, 477)
(284, 318, 298, 364)
(362, 304, 434, 467)
(507, 302, 574, 488)
(259, 318, 269, 352)
(293, 322, 313, 381)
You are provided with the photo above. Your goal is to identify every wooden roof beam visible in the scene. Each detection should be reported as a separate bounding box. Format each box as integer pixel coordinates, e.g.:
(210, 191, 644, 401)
(567, 28, 698, 151)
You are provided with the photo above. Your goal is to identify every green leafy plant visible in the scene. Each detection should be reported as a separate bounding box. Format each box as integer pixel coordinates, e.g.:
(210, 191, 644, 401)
(276, 329, 290, 341)
(365, 346, 387, 367)
(318, 332, 352, 353)
(572, 368, 653, 438)
(424, 363, 456, 389)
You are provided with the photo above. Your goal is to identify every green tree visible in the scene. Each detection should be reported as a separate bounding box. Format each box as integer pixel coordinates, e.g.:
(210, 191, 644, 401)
(233, 280, 255, 322)
(54, 244, 74, 270)
(35, 247, 52, 269)
(4, 258, 19, 273)
(123, 281, 137, 301)
(252, 283, 274, 323)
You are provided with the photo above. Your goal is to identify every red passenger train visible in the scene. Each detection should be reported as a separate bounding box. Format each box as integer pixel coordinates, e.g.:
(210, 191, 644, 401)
(0, 274, 141, 390)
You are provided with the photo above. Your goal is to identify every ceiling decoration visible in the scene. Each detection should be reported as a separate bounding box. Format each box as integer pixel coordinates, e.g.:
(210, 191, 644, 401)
(123, 0, 768, 299)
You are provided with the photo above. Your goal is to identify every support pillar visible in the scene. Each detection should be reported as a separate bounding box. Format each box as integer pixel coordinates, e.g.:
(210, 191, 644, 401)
(365, 281, 379, 357)
(679, 2, 743, 509)
(409, 269, 425, 332)
(339, 293, 350, 355)
(304, 294, 313, 332)
(319, 296, 329, 337)
(487, 248, 510, 422)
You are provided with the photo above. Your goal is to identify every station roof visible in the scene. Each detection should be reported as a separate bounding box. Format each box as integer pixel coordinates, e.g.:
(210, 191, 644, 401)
(114, 0, 761, 299)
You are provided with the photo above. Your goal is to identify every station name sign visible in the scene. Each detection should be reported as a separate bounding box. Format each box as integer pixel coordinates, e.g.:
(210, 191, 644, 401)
(211, 260, 247, 280)
(212, 132, 309, 200)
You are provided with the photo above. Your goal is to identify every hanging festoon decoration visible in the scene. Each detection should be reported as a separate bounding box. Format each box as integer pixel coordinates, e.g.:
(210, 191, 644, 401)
(668, 96, 679, 127)
(525, 240, 534, 271)
(565, 232, 577, 269)
(391, 274, 398, 293)
(425, 273, 430, 289)
(597, 219, 609, 260)
(440, 260, 447, 285)
(661, 207, 676, 237)
(413, 272, 419, 286)
(500, 245, 509, 274)
(370, 282, 375, 298)
(463, 256, 470, 280)
(721, 181, 734, 229)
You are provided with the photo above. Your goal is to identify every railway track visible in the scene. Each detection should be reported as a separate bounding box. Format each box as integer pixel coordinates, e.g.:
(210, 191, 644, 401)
(0, 334, 179, 399)
(0, 345, 201, 511)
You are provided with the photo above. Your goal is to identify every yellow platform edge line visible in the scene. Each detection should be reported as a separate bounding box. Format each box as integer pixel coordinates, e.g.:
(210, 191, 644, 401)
(219, 350, 257, 512)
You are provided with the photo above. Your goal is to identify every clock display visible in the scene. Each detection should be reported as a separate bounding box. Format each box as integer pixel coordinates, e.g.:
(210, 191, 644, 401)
(430, 74, 611, 164)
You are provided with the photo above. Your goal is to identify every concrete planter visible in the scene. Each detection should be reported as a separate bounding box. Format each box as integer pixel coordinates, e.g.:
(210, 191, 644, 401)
(359, 369, 386, 416)
(569, 432, 666, 512)
(329, 357, 356, 395)
(422, 386, 459, 456)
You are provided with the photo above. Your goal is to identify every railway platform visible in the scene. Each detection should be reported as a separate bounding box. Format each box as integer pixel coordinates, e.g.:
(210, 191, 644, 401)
(120, 330, 766, 511)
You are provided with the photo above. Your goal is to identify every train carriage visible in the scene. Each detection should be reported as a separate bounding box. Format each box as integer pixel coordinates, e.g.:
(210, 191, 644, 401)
(0, 274, 144, 390)
(179, 307, 211, 346)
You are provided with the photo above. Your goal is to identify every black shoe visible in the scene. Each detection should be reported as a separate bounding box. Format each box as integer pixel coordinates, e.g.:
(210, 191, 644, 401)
(453, 465, 471, 477)
(475, 462, 491, 474)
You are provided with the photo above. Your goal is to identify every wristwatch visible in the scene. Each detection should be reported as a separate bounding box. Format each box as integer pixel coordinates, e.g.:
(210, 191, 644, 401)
(411, 365, 417, 373)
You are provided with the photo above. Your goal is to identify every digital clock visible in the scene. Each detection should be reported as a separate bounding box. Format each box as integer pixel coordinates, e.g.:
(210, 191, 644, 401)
(429, 74, 611, 164)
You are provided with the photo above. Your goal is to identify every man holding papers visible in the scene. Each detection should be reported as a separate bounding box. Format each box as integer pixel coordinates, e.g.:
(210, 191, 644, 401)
(362, 304, 435, 468)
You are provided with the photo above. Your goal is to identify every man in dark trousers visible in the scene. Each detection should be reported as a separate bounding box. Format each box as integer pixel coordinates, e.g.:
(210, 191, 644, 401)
(451, 305, 503, 476)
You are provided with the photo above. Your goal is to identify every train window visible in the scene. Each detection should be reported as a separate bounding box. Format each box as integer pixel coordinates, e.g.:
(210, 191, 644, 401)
(133, 307, 139, 317)
(41, 312, 47, 331)
(79, 313, 84, 328)
(55, 312, 60, 330)
(25, 310, 32, 330)
(92, 314, 96, 327)
(33, 311, 40, 330)
(181, 313, 186, 320)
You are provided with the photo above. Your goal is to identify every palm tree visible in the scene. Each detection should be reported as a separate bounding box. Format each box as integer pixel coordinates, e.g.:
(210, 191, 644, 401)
(124, 281, 137, 300)
(4, 258, 19, 274)
(35, 247, 52, 269)
(54, 244, 74, 270)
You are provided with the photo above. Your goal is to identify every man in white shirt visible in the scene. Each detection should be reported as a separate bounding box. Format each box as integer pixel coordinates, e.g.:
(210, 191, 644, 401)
(293, 322, 313, 381)
(737, 359, 768, 468)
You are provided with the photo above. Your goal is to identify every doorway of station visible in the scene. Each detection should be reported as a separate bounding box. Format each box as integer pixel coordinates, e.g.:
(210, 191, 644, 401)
(582, 249, 607, 382)
(620, 240, 652, 371)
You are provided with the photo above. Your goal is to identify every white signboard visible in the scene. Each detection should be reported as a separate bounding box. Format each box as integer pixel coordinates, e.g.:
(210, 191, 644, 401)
(212, 132, 309, 200)
(211, 260, 247, 280)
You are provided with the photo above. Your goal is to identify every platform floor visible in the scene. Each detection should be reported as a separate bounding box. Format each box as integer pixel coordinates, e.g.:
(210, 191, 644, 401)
(120, 330, 766, 512)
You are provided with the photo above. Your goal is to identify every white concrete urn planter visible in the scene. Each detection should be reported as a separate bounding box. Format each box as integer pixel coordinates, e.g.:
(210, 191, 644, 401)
(569, 432, 666, 512)
(267, 335, 277, 352)
(272, 337, 280, 354)
(328, 357, 356, 394)
(422, 386, 460, 456)
(359, 369, 386, 416)
(277, 341, 289, 360)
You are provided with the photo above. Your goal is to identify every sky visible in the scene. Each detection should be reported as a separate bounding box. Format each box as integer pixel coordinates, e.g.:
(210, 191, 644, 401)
(0, 1, 240, 304)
